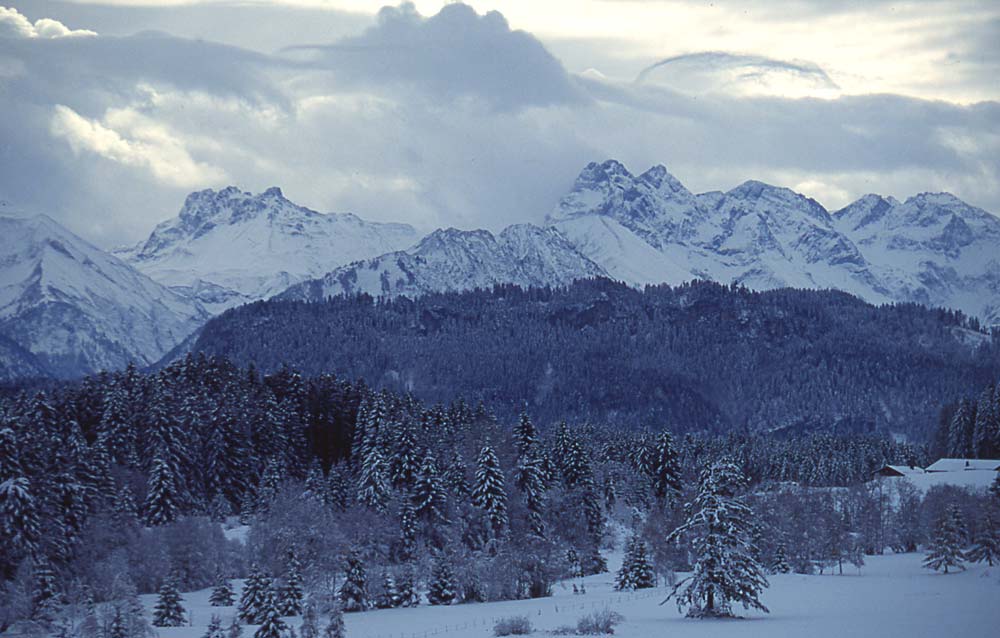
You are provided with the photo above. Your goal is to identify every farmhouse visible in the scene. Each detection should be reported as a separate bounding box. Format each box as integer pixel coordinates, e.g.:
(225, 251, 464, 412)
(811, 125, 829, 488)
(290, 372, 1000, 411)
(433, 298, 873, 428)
(924, 458, 1000, 472)
(872, 464, 925, 478)
(871, 458, 1000, 493)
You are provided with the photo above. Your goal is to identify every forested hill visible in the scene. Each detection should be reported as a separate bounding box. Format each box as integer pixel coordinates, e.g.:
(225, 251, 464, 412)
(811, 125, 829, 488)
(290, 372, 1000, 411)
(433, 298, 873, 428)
(189, 279, 1000, 438)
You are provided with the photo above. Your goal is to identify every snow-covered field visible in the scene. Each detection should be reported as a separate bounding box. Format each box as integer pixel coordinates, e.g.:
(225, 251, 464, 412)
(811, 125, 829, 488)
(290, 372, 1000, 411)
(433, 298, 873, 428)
(143, 552, 999, 638)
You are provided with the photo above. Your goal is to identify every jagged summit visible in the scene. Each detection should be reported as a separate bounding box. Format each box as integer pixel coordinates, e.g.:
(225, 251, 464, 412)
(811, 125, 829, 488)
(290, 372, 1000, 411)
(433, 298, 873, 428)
(117, 187, 420, 313)
(546, 160, 1000, 325)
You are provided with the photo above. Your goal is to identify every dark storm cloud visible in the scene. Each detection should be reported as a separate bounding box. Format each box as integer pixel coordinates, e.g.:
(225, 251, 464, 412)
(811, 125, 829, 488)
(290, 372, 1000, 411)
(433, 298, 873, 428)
(286, 2, 587, 111)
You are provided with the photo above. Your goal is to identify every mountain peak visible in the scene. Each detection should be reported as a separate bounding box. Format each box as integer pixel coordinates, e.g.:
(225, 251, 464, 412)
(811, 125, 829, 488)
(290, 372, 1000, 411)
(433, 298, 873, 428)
(638, 164, 688, 194)
(119, 187, 420, 312)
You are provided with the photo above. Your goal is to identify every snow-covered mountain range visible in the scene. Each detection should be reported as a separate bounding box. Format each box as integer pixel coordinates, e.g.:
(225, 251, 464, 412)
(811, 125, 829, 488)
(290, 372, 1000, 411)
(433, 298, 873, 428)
(3, 161, 998, 379)
(279, 224, 606, 301)
(115, 186, 420, 313)
(282, 160, 1000, 327)
(0, 214, 207, 378)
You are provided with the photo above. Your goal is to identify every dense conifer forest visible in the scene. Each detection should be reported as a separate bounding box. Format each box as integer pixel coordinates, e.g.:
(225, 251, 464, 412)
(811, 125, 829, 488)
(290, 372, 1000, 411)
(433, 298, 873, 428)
(1, 353, 999, 633)
(189, 279, 1000, 438)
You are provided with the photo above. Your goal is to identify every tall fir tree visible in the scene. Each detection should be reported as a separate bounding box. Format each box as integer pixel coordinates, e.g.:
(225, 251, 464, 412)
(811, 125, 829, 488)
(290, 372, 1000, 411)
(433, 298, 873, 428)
(770, 542, 792, 574)
(650, 432, 682, 506)
(0, 476, 41, 570)
(356, 444, 390, 512)
(151, 579, 186, 627)
(515, 452, 546, 539)
(664, 459, 769, 618)
(615, 535, 655, 591)
(209, 573, 236, 607)
(374, 570, 400, 609)
(397, 564, 420, 607)
(239, 564, 270, 624)
(339, 552, 367, 612)
(966, 510, 998, 566)
(442, 451, 470, 498)
(924, 505, 968, 574)
(426, 557, 457, 606)
(472, 445, 508, 535)
(513, 411, 538, 459)
(279, 550, 305, 616)
(253, 590, 286, 638)
(144, 451, 181, 526)
(413, 453, 448, 523)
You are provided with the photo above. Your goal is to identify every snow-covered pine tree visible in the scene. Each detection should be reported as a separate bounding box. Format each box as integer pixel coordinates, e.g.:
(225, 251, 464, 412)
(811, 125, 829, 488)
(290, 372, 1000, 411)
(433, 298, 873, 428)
(325, 463, 351, 512)
(0, 476, 41, 568)
(515, 452, 546, 539)
(472, 444, 508, 535)
(966, 510, 999, 566)
(209, 573, 236, 606)
(650, 432, 681, 506)
(239, 564, 270, 623)
(664, 459, 769, 618)
(356, 444, 389, 512)
(947, 400, 976, 458)
(151, 579, 186, 627)
(374, 570, 400, 609)
(442, 451, 470, 497)
(339, 552, 367, 612)
(397, 564, 420, 607)
(991, 474, 1000, 503)
(616, 535, 655, 591)
(202, 615, 225, 638)
(322, 604, 345, 638)
(279, 550, 304, 616)
(144, 449, 181, 526)
(972, 387, 997, 458)
(398, 499, 418, 562)
(112, 484, 139, 526)
(615, 536, 639, 591)
(923, 505, 967, 574)
(388, 418, 420, 491)
(513, 411, 538, 459)
(253, 590, 286, 638)
(426, 557, 457, 606)
(770, 542, 791, 574)
(31, 558, 60, 619)
(413, 453, 448, 523)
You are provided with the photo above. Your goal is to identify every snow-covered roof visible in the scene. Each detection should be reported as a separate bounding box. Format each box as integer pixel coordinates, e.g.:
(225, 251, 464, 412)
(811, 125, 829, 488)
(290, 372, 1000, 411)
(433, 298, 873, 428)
(878, 468, 998, 495)
(925, 458, 1000, 472)
(876, 465, 925, 476)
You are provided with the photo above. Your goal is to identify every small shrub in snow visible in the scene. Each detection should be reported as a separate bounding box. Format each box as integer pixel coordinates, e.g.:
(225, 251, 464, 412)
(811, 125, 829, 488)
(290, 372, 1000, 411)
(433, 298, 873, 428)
(493, 615, 532, 636)
(575, 610, 624, 635)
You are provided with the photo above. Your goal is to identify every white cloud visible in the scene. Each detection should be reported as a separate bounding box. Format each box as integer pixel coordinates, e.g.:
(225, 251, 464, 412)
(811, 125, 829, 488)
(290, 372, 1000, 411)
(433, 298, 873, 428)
(50, 104, 227, 188)
(0, 7, 96, 38)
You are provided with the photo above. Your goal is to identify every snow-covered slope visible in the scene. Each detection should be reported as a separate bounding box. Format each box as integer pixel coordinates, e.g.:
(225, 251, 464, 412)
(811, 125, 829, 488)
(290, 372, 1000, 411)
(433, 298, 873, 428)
(280, 224, 607, 301)
(547, 160, 1000, 324)
(833, 192, 1000, 326)
(117, 187, 420, 313)
(0, 215, 207, 378)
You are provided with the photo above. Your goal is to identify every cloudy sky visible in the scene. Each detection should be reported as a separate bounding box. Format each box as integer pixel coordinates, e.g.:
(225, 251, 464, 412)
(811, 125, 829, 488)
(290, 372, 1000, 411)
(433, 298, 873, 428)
(1, 1, 998, 247)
